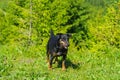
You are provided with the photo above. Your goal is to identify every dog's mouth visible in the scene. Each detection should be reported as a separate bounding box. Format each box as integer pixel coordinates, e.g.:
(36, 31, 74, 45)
(64, 46, 68, 49)
(63, 44, 69, 49)
(59, 40, 69, 49)
(60, 45, 68, 49)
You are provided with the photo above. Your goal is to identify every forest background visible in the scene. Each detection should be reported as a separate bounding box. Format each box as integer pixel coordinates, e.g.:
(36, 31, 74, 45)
(0, 0, 120, 80)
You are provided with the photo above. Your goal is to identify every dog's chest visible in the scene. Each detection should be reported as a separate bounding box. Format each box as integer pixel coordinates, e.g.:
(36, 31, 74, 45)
(57, 52, 63, 56)
(56, 49, 67, 56)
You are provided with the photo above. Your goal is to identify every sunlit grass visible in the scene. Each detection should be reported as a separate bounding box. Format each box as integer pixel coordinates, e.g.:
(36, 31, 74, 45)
(0, 45, 120, 80)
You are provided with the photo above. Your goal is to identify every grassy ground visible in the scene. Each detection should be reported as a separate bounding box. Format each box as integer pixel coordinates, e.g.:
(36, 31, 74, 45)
(0, 44, 120, 80)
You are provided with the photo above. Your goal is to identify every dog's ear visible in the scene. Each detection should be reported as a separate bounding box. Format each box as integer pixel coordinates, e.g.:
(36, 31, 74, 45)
(56, 33, 63, 39)
(56, 33, 62, 40)
(56, 33, 63, 35)
(67, 33, 72, 38)
(50, 29, 54, 37)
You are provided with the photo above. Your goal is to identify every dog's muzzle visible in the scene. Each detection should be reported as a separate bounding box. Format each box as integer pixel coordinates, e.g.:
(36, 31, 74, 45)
(60, 40, 69, 49)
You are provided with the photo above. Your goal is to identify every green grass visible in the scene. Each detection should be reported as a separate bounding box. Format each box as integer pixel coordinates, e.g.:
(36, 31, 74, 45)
(0, 45, 120, 80)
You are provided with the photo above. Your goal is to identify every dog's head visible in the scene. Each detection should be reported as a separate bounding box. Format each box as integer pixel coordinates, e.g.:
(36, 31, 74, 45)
(57, 33, 71, 49)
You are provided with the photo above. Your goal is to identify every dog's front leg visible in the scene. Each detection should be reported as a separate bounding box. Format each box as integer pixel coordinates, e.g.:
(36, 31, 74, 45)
(62, 55, 66, 70)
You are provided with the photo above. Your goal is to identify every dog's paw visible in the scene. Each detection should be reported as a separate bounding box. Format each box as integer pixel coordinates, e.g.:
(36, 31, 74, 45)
(62, 68, 66, 71)
(48, 67, 53, 70)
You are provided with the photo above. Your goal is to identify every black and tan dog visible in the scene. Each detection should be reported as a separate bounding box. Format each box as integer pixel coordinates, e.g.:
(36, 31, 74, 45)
(46, 29, 71, 70)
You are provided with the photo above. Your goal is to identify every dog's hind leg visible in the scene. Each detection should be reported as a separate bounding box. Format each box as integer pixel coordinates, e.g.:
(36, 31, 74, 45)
(46, 53, 49, 63)
(46, 49, 50, 63)
(48, 54, 54, 70)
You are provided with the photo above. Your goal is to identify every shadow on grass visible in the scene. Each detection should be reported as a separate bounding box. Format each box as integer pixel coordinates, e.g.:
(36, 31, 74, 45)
(56, 59, 81, 69)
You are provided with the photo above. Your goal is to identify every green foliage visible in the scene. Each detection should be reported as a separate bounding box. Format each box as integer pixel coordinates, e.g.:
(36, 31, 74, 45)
(0, 0, 120, 79)
(1, 0, 119, 51)
(86, 0, 120, 52)
(0, 45, 120, 80)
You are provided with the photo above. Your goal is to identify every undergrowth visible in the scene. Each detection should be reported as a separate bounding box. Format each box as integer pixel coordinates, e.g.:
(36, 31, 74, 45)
(0, 44, 120, 80)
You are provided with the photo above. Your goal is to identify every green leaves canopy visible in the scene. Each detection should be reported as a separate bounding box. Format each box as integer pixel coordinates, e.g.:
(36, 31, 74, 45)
(0, 0, 120, 51)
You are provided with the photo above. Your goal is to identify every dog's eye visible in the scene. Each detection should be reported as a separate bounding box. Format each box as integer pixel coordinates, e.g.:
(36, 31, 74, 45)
(63, 37, 66, 40)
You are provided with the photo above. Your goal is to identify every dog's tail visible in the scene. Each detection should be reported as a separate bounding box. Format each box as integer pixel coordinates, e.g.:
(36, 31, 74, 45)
(50, 29, 54, 37)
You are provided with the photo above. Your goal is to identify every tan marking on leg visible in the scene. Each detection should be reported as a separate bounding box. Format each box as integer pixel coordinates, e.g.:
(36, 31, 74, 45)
(62, 60, 66, 71)
(48, 60, 52, 70)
